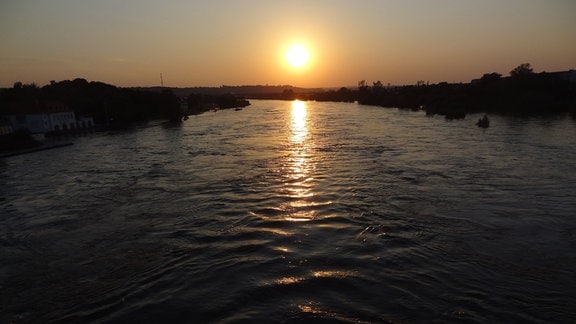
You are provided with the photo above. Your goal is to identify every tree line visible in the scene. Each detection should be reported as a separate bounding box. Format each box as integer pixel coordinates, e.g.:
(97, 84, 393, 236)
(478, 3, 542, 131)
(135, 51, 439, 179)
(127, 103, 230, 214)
(1, 78, 183, 125)
(1, 78, 254, 126)
(305, 64, 576, 117)
(186, 93, 250, 114)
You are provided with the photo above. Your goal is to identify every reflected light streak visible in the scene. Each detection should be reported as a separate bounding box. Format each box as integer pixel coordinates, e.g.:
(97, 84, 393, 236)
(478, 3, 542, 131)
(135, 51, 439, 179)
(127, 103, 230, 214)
(312, 270, 356, 278)
(284, 100, 315, 222)
(291, 100, 308, 144)
(277, 277, 304, 285)
(285, 215, 314, 222)
(297, 303, 358, 322)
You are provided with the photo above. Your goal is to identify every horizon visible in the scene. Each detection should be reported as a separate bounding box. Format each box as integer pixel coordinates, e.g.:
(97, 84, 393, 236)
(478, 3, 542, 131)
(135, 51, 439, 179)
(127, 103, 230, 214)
(1, 1, 575, 88)
(3, 63, 574, 91)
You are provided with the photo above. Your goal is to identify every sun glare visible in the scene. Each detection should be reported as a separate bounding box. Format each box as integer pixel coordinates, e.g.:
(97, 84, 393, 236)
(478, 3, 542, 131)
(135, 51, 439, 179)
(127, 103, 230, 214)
(286, 44, 310, 68)
(290, 100, 308, 143)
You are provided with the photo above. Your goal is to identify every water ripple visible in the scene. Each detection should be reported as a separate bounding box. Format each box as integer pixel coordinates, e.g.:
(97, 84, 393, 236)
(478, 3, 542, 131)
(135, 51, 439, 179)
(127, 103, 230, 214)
(1, 101, 576, 323)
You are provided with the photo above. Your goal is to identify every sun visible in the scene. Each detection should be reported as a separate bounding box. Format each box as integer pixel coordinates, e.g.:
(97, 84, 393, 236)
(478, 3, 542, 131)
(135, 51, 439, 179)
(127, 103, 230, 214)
(286, 44, 310, 68)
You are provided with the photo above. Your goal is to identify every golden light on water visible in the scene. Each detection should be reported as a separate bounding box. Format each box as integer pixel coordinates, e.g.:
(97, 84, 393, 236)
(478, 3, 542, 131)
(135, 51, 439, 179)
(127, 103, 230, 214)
(290, 100, 308, 144)
(277, 276, 304, 285)
(312, 270, 355, 278)
(284, 100, 315, 222)
(273, 270, 355, 286)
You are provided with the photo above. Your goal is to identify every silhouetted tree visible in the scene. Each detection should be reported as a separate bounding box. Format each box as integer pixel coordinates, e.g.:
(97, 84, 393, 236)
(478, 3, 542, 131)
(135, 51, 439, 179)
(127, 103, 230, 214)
(0, 79, 187, 126)
(336, 87, 354, 102)
(281, 89, 296, 100)
(510, 63, 533, 78)
(186, 92, 249, 114)
(372, 81, 384, 95)
(480, 72, 502, 83)
(352, 63, 575, 116)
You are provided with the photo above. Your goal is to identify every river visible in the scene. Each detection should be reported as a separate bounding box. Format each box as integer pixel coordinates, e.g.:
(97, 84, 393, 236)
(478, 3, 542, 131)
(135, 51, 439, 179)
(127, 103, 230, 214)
(1, 100, 576, 323)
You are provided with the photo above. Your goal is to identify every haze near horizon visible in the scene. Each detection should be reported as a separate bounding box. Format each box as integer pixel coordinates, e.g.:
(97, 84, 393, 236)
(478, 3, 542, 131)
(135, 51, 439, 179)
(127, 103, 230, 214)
(1, 0, 575, 88)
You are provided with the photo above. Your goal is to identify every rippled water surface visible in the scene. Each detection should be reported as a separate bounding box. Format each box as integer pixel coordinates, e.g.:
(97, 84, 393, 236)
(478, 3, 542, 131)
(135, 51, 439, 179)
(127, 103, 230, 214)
(2, 100, 576, 323)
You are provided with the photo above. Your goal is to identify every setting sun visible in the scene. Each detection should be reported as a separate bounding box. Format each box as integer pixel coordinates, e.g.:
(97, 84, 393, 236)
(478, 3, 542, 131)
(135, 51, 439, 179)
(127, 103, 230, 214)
(285, 44, 310, 68)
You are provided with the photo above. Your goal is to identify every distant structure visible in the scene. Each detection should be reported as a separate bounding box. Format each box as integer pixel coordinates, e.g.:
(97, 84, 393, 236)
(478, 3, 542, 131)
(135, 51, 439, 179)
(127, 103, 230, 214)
(3, 100, 94, 138)
(76, 116, 95, 129)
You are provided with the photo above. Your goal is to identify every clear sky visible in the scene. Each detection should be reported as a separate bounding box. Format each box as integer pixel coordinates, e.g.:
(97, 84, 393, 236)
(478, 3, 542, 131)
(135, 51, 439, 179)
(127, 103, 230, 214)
(1, 0, 575, 88)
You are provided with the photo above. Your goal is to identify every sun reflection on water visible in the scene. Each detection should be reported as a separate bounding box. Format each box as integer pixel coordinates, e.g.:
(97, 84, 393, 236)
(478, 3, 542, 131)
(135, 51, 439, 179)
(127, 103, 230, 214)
(291, 100, 308, 144)
(284, 100, 315, 222)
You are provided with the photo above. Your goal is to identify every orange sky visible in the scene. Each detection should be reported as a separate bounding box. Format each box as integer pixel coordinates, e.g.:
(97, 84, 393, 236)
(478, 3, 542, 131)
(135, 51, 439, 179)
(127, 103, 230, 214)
(1, 0, 575, 88)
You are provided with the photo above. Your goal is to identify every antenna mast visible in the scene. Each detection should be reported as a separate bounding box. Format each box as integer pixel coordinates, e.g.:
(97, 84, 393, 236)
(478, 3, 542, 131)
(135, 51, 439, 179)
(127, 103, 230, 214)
(160, 73, 164, 88)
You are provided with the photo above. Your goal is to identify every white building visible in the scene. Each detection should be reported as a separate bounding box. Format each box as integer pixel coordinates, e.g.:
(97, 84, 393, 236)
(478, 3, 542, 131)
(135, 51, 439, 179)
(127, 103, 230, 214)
(6, 100, 79, 134)
(76, 116, 95, 129)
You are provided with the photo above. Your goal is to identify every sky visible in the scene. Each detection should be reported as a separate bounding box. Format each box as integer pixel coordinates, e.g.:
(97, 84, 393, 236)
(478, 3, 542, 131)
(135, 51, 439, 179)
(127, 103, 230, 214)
(1, 0, 575, 88)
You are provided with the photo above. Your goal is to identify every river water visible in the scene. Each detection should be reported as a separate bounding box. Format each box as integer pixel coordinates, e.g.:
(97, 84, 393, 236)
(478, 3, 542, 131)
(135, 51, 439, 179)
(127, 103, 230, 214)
(1, 100, 576, 323)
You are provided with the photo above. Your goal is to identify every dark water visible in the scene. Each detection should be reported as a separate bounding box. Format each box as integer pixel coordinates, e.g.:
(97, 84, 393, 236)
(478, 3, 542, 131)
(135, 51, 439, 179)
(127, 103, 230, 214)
(1, 100, 576, 323)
